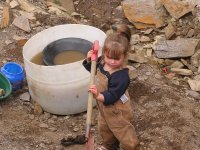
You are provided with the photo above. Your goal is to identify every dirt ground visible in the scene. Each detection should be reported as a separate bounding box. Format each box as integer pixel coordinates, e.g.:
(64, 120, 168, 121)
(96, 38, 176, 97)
(0, 0, 200, 150)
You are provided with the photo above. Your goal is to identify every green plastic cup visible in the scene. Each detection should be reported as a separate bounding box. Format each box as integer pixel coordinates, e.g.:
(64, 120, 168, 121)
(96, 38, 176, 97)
(0, 72, 12, 100)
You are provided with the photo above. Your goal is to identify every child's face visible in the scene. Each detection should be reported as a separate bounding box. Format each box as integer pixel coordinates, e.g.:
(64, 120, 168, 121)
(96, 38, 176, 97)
(104, 54, 124, 69)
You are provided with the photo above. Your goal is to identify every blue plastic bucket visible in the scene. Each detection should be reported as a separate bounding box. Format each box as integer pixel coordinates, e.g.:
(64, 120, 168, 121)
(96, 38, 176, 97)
(1, 62, 24, 91)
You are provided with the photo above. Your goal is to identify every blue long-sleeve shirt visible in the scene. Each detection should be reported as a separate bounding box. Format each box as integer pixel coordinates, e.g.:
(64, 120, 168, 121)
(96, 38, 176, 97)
(82, 58, 130, 105)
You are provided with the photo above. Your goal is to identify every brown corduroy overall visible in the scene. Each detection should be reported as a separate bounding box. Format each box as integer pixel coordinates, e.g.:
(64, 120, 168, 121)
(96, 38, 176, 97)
(95, 68, 139, 150)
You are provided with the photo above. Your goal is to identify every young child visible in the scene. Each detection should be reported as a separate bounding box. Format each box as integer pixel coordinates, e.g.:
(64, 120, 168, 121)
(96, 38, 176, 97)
(83, 24, 138, 150)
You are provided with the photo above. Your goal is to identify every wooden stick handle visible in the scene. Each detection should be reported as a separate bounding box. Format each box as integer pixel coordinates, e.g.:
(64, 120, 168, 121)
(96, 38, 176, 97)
(85, 60, 97, 139)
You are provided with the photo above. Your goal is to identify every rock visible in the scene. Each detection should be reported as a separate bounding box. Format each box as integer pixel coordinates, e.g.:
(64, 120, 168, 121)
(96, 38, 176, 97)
(164, 59, 175, 66)
(155, 73, 162, 79)
(19, 92, 31, 102)
(18, 0, 37, 12)
(130, 45, 135, 52)
(153, 38, 200, 58)
(188, 79, 200, 91)
(146, 49, 153, 57)
(122, 0, 166, 29)
(154, 35, 166, 42)
(39, 123, 49, 128)
(140, 36, 151, 42)
(164, 23, 175, 40)
(130, 34, 140, 45)
(128, 52, 148, 63)
(171, 78, 180, 86)
(191, 49, 200, 67)
(64, 115, 70, 120)
(161, 0, 194, 19)
(13, 16, 31, 32)
(29, 114, 35, 120)
(10, 0, 19, 9)
(131, 22, 154, 29)
(195, 4, 200, 22)
(42, 112, 51, 120)
(34, 101, 43, 115)
(127, 65, 138, 80)
(169, 61, 184, 69)
(144, 28, 153, 35)
(48, 6, 63, 15)
(170, 68, 193, 76)
(19, 11, 36, 20)
(143, 44, 152, 49)
(186, 90, 200, 100)
(186, 29, 195, 38)
(153, 57, 165, 65)
(39, 143, 46, 148)
(48, 119, 55, 124)
(0, 6, 10, 29)
(71, 12, 84, 18)
(18, 0, 47, 14)
(180, 59, 198, 72)
(5, 39, 13, 45)
(145, 72, 151, 76)
(73, 127, 79, 132)
(47, 0, 75, 14)
(49, 127, 57, 132)
(194, 75, 200, 81)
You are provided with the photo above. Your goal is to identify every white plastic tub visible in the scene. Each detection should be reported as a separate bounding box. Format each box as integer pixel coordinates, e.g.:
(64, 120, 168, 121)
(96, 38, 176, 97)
(23, 24, 106, 115)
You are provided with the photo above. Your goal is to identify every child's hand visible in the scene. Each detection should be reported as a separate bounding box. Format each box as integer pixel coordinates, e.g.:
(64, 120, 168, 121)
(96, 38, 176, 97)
(87, 50, 93, 62)
(89, 85, 104, 102)
(88, 85, 99, 98)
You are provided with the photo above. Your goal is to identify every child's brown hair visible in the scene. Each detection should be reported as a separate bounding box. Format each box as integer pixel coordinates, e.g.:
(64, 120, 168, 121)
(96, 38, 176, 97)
(112, 24, 131, 42)
(101, 24, 131, 65)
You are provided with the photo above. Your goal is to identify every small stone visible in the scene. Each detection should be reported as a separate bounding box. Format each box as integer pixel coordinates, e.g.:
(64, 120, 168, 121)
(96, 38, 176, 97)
(43, 112, 51, 120)
(140, 36, 151, 42)
(34, 101, 43, 115)
(170, 61, 184, 69)
(48, 119, 55, 124)
(29, 114, 35, 120)
(64, 116, 70, 120)
(171, 78, 180, 86)
(144, 28, 153, 35)
(5, 40, 13, 45)
(140, 142, 145, 145)
(52, 115, 58, 119)
(145, 72, 151, 76)
(39, 123, 49, 128)
(49, 127, 57, 132)
(186, 90, 200, 100)
(39, 143, 46, 148)
(73, 127, 79, 132)
(164, 23, 175, 39)
(12, 16, 31, 32)
(146, 49, 152, 57)
(131, 34, 140, 45)
(186, 29, 195, 38)
(10, 0, 19, 9)
(155, 74, 162, 79)
(20, 92, 31, 102)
